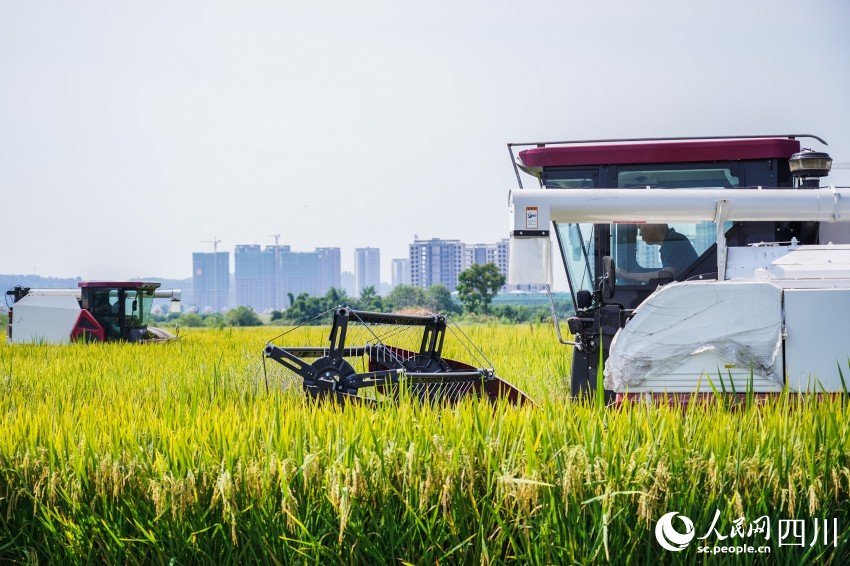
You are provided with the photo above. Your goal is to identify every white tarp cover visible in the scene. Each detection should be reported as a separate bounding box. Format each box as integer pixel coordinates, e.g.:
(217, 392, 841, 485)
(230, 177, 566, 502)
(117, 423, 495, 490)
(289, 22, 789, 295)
(603, 281, 783, 390)
(508, 237, 552, 286)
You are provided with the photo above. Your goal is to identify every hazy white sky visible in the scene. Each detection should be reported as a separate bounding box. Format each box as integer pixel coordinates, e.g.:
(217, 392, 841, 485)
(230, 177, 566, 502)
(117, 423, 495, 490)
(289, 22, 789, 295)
(2, 0, 849, 281)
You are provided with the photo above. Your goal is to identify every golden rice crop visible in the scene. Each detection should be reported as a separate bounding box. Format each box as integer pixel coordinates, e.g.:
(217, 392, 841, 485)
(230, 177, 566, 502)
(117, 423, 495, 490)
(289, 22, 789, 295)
(0, 325, 848, 564)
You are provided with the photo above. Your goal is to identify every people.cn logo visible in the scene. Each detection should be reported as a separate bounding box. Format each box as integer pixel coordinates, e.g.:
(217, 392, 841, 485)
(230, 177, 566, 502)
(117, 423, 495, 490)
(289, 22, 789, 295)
(655, 511, 696, 551)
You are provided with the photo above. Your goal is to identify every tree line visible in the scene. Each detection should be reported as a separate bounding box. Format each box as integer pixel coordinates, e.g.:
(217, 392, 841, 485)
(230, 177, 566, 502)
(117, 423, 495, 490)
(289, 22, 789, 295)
(151, 263, 569, 327)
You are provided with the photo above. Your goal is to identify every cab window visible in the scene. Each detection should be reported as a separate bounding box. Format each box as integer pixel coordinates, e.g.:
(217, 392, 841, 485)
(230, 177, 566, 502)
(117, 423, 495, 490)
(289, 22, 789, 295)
(611, 165, 739, 282)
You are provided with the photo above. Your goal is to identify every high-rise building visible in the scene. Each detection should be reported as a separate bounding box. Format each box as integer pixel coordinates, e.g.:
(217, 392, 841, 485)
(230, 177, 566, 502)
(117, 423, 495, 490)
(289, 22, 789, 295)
(316, 247, 341, 294)
(234, 245, 280, 312)
(234, 245, 266, 311)
(391, 258, 410, 287)
(280, 251, 321, 299)
(409, 238, 464, 291)
(234, 244, 291, 311)
(196, 243, 342, 311)
(267, 244, 291, 309)
(354, 247, 380, 297)
(464, 240, 509, 274)
(192, 251, 230, 312)
(340, 271, 356, 297)
(408, 237, 531, 292)
(495, 239, 510, 280)
(465, 239, 514, 290)
(465, 244, 488, 268)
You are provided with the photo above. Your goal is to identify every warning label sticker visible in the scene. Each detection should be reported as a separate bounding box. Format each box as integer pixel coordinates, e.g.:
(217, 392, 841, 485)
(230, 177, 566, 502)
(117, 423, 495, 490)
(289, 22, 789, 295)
(526, 207, 538, 229)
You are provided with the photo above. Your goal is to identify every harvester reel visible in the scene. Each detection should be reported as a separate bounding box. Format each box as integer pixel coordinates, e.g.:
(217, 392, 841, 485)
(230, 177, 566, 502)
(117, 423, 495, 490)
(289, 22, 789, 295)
(262, 307, 532, 406)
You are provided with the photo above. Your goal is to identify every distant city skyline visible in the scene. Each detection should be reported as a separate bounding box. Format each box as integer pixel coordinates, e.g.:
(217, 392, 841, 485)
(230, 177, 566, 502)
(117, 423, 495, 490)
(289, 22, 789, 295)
(201, 244, 343, 312)
(186, 235, 529, 311)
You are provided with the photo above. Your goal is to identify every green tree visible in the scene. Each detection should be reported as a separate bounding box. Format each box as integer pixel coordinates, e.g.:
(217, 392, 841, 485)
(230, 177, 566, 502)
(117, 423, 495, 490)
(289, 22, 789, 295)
(225, 306, 263, 327)
(385, 284, 427, 311)
(456, 263, 505, 314)
(202, 313, 226, 329)
(285, 293, 327, 324)
(323, 287, 350, 308)
(278, 288, 355, 325)
(177, 313, 204, 327)
(425, 284, 460, 314)
(355, 286, 383, 312)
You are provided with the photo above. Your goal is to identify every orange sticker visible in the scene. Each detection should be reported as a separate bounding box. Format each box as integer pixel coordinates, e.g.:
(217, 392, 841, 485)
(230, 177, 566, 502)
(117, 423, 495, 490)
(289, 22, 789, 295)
(526, 207, 538, 229)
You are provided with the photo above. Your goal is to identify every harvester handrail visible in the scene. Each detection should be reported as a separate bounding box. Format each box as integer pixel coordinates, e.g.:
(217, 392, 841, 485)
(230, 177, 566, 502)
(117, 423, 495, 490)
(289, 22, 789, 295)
(507, 133, 826, 150)
(346, 308, 443, 326)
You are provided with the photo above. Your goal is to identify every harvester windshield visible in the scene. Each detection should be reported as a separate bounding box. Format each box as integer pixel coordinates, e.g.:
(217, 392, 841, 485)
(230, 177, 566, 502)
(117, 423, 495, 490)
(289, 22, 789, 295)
(555, 223, 595, 297)
(555, 220, 721, 308)
(539, 161, 746, 304)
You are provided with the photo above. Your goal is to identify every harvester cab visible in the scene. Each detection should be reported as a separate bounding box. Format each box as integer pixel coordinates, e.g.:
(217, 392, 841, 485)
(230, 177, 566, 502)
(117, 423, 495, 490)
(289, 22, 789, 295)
(507, 135, 850, 400)
(79, 282, 162, 341)
(6, 281, 181, 344)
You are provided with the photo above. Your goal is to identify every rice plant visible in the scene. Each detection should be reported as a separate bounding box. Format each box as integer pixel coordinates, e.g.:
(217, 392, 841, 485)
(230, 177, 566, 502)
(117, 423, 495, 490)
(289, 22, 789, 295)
(0, 325, 848, 564)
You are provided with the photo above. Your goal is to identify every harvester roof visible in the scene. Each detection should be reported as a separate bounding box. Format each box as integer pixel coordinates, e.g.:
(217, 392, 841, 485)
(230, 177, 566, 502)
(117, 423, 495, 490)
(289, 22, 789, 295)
(78, 281, 161, 291)
(518, 138, 801, 168)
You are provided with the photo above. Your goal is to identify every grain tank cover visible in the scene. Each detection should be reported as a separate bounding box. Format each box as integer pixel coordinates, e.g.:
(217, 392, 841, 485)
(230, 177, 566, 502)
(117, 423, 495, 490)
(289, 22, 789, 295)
(10, 294, 82, 344)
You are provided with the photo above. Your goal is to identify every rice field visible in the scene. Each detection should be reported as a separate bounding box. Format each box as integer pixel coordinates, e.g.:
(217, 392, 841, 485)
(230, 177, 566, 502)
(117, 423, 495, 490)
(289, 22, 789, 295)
(1, 324, 849, 564)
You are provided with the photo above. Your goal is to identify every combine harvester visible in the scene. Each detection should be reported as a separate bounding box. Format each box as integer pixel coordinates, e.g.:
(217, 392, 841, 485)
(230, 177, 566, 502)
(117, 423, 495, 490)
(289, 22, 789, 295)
(507, 135, 850, 401)
(5, 281, 181, 344)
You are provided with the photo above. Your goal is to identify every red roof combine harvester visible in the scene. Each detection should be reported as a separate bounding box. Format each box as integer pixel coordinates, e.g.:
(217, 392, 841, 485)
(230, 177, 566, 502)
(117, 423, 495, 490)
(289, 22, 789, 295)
(6, 281, 180, 344)
(507, 134, 850, 401)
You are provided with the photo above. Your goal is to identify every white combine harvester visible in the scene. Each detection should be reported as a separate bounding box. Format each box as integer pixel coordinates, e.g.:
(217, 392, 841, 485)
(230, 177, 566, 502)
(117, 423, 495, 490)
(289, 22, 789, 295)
(507, 135, 850, 400)
(6, 281, 181, 344)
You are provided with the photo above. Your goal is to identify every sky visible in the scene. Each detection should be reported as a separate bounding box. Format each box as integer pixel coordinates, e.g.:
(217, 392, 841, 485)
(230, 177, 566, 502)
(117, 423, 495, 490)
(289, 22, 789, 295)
(2, 0, 849, 282)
